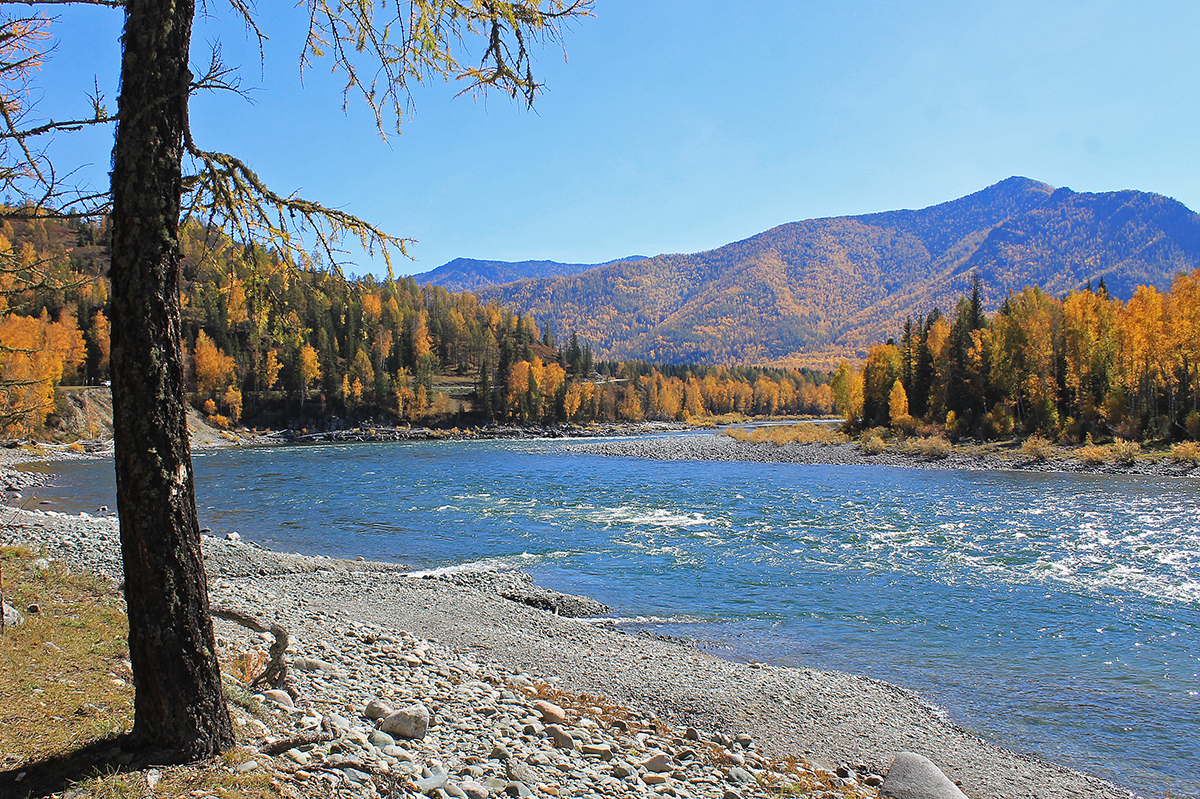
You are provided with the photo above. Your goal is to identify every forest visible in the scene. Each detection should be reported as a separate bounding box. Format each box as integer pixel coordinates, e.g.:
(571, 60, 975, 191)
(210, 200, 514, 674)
(0, 213, 834, 435)
(836, 273, 1200, 443)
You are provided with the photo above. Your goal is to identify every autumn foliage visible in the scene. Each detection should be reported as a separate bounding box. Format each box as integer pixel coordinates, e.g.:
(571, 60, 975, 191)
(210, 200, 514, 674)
(836, 272, 1200, 443)
(0, 214, 836, 431)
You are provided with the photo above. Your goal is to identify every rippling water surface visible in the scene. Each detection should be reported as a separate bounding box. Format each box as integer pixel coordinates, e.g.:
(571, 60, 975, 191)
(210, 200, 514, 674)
(33, 434, 1200, 797)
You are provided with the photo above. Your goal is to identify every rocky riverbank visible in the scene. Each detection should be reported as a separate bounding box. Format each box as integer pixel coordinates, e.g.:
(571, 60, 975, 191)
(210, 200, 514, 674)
(566, 430, 1200, 479)
(265, 421, 689, 445)
(1, 499, 1131, 799)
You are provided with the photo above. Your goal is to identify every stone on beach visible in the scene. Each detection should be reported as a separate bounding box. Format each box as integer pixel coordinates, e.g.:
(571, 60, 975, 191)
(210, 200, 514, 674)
(881, 752, 969, 799)
(292, 655, 338, 673)
(260, 689, 293, 708)
(641, 751, 673, 772)
(3, 602, 24, 628)
(532, 698, 567, 723)
(380, 702, 430, 739)
(543, 723, 575, 749)
(364, 697, 393, 719)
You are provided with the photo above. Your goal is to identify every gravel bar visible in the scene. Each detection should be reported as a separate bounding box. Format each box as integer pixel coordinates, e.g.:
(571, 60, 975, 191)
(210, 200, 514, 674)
(565, 431, 1200, 478)
(1, 499, 1131, 799)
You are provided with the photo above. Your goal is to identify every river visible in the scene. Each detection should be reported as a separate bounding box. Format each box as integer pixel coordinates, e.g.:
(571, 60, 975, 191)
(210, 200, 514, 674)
(25, 433, 1200, 797)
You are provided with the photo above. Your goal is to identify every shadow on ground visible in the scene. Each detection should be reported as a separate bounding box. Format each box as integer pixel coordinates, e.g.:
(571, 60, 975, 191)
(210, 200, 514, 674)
(1, 736, 133, 798)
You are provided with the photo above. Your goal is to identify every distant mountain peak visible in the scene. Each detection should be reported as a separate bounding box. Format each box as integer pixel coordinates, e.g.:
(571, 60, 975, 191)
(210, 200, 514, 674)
(475, 178, 1200, 367)
(411, 255, 647, 293)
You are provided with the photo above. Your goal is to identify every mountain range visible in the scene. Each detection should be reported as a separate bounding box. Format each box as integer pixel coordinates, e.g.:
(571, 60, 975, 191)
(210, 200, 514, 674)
(418, 177, 1200, 366)
(410, 255, 646, 293)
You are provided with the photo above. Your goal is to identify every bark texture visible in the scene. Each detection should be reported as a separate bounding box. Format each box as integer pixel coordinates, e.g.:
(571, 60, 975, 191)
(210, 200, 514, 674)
(109, 0, 233, 760)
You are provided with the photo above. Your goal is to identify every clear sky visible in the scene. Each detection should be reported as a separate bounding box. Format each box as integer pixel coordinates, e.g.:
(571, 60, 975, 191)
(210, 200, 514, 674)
(28, 1, 1200, 276)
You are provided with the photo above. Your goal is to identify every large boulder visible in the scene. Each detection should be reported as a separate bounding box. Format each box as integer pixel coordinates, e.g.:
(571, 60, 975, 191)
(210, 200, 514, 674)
(881, 752, 969, 799)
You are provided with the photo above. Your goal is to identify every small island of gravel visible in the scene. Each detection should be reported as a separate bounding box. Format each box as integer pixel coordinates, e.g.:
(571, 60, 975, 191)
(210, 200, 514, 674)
(564, 428, 1200, 479)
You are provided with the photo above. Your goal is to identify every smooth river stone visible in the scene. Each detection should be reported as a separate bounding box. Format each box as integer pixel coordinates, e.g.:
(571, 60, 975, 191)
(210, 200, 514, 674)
(881, 752, 969, 799)
(380, 703, 430, 739)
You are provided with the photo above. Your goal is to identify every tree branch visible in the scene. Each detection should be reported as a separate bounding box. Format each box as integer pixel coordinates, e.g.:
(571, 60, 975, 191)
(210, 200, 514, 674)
(0, 0, 123, 7)
(211, 606, 290, 691)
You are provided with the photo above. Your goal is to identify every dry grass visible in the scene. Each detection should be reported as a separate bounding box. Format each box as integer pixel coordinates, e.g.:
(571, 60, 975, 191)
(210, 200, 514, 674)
(898, 436, 952, 459)
(1109, 437, 1140, 465)
(528, 683, 875, 797)
(1171, 440, 1200, 464)
(1075, 436, 1110, 465)
(724, 423, 848, 446)
(1020, 435, 1057, 462)
(1074, 436, 1141, 466)
(860, 433, 886, 455)
(0, 546, 307, 799)
(0, 545, 134, 764)
(704, 413, 750, 426)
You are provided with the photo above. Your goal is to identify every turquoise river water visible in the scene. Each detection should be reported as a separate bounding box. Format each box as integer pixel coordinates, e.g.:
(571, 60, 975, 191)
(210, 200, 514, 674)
(28, 434, 1200, 797)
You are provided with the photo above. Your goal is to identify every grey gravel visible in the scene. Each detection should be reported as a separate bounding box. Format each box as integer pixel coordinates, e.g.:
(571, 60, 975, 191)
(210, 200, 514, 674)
(0, 500, 1133, 799)
(566, 430, 1200, 478)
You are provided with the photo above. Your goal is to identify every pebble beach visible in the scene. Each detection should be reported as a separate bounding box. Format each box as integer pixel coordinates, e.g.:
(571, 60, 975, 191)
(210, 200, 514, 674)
(1, 437, 1135, 799)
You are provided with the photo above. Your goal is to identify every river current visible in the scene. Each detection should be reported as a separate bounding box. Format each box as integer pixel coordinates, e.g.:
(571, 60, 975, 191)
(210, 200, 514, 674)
(28, 434, 1200, 797)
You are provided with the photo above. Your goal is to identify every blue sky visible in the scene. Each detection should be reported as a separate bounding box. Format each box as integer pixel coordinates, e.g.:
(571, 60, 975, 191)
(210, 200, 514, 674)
(29, 1, 1200, 276)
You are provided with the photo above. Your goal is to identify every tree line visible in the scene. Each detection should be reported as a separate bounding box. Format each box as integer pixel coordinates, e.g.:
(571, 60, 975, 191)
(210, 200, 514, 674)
(834, 272, 1200, 442)
(0, 214, 833, 433)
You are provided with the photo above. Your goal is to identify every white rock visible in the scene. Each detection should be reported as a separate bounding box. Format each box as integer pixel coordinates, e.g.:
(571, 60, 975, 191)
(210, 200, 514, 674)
(2, 602, 24, 628)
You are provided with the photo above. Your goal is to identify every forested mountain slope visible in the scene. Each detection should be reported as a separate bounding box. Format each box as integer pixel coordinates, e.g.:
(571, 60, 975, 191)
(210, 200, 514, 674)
(477, 177, 1200, 365)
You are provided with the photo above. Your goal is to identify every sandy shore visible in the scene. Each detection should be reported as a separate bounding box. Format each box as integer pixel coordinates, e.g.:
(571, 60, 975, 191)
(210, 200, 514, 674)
(1, 478, 1132, 799)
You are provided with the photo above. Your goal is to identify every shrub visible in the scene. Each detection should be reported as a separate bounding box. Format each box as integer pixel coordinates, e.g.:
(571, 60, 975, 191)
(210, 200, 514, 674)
(1021, 435, 1056, 462)
(1186, 411, 1200, 441)
(983, 402, 1015, 439)
(1170, 440, 1200, 464)
(1110, 437, 1141, 465)
(860, 432, 886, 455)
(907, 436, 952, 459)
(1075, 434, 1109, 465)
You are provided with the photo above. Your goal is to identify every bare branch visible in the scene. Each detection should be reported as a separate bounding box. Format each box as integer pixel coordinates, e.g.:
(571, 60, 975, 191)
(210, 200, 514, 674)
(190, 41, 252, 99)
(299, 0, 593, 138)
(0, 112, 114, 138)
(0, 0, 123, 8)
(183, 107, 409, 275)
(0, 13, 113, 219)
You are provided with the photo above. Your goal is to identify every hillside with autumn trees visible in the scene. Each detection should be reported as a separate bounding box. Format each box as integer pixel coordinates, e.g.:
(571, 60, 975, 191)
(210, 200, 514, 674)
(478, 177, 1200, 366)
(0, 212, 835, 436)
(834, 271, 1200, 443)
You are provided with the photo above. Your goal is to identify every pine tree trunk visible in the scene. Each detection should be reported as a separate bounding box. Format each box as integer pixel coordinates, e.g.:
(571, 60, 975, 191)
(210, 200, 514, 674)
(109, 0, 233, 761)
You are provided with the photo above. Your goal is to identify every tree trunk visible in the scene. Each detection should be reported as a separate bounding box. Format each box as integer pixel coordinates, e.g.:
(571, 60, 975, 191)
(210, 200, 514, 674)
(109, 0, 233, 761)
